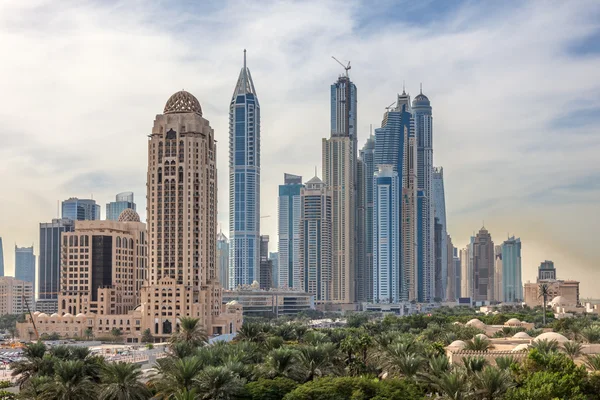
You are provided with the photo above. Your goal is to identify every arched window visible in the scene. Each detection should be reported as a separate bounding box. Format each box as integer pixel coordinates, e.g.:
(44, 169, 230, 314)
(178, 166, 183, 183)
(157, 167, 162, 181)
(68, 236, 73, 246)
(130, 238, 134, 249)
(116, 237, 121, 248)
(80, 235, 86, 247)
(73, 236, 78, 247)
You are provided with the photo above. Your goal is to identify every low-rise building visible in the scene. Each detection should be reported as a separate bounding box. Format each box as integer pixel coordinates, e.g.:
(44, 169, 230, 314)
(223, 283, 314, 317)
(0, 277, 34, 315)
(523, 280, 580, 308)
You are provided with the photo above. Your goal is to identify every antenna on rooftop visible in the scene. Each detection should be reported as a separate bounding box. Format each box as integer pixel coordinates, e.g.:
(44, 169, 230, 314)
(331, 56, 351, 77)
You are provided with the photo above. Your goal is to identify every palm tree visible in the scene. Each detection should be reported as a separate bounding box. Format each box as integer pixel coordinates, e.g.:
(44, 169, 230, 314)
(84, 328, 94, 341)
(385, 352, 424, 379)
(429, 370, 472, 400)
(236, 322, 267, 344)
(171, 389, 198, 400)
(303, 330, 330, 346)
(494, 356, 516, 370)
(296, 344, 338, 382)
(19, 376, 52, 400)
(99, 362, 151, 400)
(584, 354, 600, 371)
(194, 366, 245, 400)
(111, 328, 123, 342)
(530, 338, 559, 354)
(462, 356, 488, 374)
(538, 283, 551, 325)
(171, 317, 208, 347)
(464, 336, 493, 351)
(11, 341, 52, 388)
(562, 340, 583, 360)
(151, 356, 204, 398)
(581, 325, 600, 344)
(473, 366, 515, 399)
(41, 360, 97, 400)
(259, 347, 299, 379)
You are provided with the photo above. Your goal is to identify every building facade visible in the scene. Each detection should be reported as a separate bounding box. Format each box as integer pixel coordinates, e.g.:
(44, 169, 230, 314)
(494, 245, 503, 302)
(501, 237, 522, 302)
(229, 51, 261, 289)
(373, 165, 400, 303)
(472, 227, 495, 302)
(106, 192, 136, 221)
(62, 198, 101, 221)
(299, 176, 332, 303)
(269, 252, 279, 289)
(358, 135, 375, 303)
(524, 280, 580, 308)
(0, 277, 34, 315)
(277, 173, 303, 289)
(217, 231, 229, 290)
(259, 235, 272, 290)
(538, 260, 556, 280)
(223, 286, 315, 317)
(0, 237, 4, 276)
(15, 246, 35, 295)
(38, 219, 75, 313)
(432, 167, 447, 300)
(446, 235, 457, 301)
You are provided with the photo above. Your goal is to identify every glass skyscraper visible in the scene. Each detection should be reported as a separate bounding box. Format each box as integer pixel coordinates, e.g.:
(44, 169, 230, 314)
(277, 173, 303, 289)
(106, 192, 136, 221)
(432, 167, 447, 299)
(229, 50, 260, 289)
(358, 135, 375, 302)
(501, 236, 522, 302)
(217, 231, 229, 290)
(15, 245, 35, 295)
(62, 198, 100, 221)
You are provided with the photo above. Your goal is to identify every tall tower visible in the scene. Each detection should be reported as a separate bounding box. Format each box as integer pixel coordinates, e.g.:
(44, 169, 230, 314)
(323, 74, 357, 304)
(15, 245, 35, 293)
(432, 167, 447, 300)
(358, 135, 375, 302)
(62, 198, 101, 221)
(472, 227, 495, 302)
(412, 89, 434, 302)
(501, 237, 522, 302)
(0, 237, 4, 277)
(106, 192, 136, 221)
(217, 231, 229, 290)
(229, 50, 260, 289)
(144, 90, 237, 338)
(373, 165, 400, 303)
(277, 173, 303, 289)
(494, 245, 503, 302)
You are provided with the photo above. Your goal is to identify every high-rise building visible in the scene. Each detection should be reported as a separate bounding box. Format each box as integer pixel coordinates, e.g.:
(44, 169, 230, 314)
(106, 192, 136, 221)
(356, 158, 366, 302)
(38, 218, 75, 313)
(494, 245, 503, 302)
(446, 235, 457, 301)
(259, 235, 272, 290)
(432, 167, 447, 299)
(217, 231, 229, 290)
(15, 245, 35, 294)
(434, 218, 443, 300)
(59, 210, 147, 315)
(269, 252, 279, 288)
(459, 236, 475, 300)
(323, 73, 357, 304)
(373, 165, 400, 303)
(62, 198, 101, 221)
(453, 247, 461, 298)
(277, 173, 303, 290)
(0, 237, 4, 277)
(538, 260, 556, 281)
(501, 236, 522, 302)
(472, 227, 494, 302)
(401, 110, 418, 302)
(299, 175, 332, 303)
(358, 135, 375, 302)
(412, 89, 435, 303)
(229, 50, 260, 289)
(0, 277, 34, 315)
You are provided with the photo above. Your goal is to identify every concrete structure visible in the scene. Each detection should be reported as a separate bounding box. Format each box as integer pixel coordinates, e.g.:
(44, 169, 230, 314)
(472, 227, 494, 302)
(277, 173, 303, 290)
(433, 167, 447, 300)
(494, 245, 503, 302)
(373, 165, 400, 303)
(269, 252, 279, 288)
(106, 192, 136, 221)
(524, 280, 580, 308)
(358, 135, 375, 303)
(62, 198, 101, 221)
(0, 237, 4, 277)
(229, 50, 261, 289)
(459, 237, 474, 301)
(0, 277, 34, 315)
(15, 246, 35, 294)
(38, 218, 75, 313)
(453, 247, 461, 298)
(299, 175, 332, 303)
(259, 235, 272, 290)
(501, 237, 522, 302)
(223, 285, 314, 317)
(446, 235, 457, 301)
(217, 231, 229, 290)
(538, 260, 556, 280)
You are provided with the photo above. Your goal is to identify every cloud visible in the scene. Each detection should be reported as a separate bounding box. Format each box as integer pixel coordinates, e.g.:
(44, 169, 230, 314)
(0, 0, 599, 296)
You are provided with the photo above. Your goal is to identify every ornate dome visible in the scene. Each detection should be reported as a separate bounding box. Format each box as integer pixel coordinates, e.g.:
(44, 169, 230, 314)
(118, 208, 140, 222)
(413, 93, 430, 107)
(164, 90, 202, 116)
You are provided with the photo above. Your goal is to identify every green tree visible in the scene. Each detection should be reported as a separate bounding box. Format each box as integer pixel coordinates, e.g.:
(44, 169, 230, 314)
(236, 322, 267, 344)
(245, 377, 298, 400)
(494, 356, 516, 370)
(258, 347, 299, 380)
(151, 356, 204, 398)
(194, 366, 245, 400)
(473, 366, 514, 400)
(427, 371, 472, 400)
(41, 360, 98, 400)
(141, 328, 154, 344)
(296, 344, 339, 382)
(462, 356, 488, 374)
(464, 336, 493, 351)
(110, 328, 123, 342)
(530, 338, 559, 355)
(562, 340, 583, 360)
(11, 341, 52, 388)
(581, 325, 600, 344)
(19, 376, 52, 400)
(84, 328, 94, 341)
(99, 362, 151, 400)
(171, 317, 208, 348)
(538, 284, 550, 326)
(584, 354, 600, 371)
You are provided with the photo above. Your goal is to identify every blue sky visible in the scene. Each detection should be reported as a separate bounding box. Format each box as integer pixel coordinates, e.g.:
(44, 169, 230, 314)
(0, 0, 599, 296)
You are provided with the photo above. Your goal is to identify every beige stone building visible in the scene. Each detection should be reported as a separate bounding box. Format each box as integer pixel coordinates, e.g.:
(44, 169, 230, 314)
(523, 279, 580, 308)
(0, 277, 34, 315)
(18, 91, 242, 342)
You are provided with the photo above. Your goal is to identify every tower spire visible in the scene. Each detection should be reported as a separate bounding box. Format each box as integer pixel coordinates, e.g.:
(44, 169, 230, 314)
(243, 49, 246, 70)
(420, 82, 423, 94)
(402, 80, 406, 95)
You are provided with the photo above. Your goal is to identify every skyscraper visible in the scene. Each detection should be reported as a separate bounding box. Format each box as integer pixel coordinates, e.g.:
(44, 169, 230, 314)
(277, 173, 303, 290)
(38, 218, 75, 313)
(501, 236, 522, 302)
(322, 73, 357, 304)
(62, 198, 101, 220)
(432, 167, 447, 299)
(453, 247, 461, 298)
(472, 227, 494, 302)
(494, 245, 503, 302)
(15, 245, 35, 292)
(144, 89, 238, 338)
(0, 237, 4, 277)
(446, 235, 457, 301)
(412, 89, 435, 302)
(106, 192, 136, 221)
(460, 236, 475, 300)
(217, 231, 229, 290)
(373, 165, 400, 303)
(229, 50, 260, 289)
(538, 260, 556, 281)
(358, 135, 375, 302)
(269, 252, 279, 288)
(299, 175, 332, 302)
(259, 235, 272, 290)
(434, 218, 443, 300)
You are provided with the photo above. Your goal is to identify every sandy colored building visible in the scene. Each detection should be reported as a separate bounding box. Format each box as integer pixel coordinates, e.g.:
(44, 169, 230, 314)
(0, 276, 34, 315)
(523, 280, 580, 308)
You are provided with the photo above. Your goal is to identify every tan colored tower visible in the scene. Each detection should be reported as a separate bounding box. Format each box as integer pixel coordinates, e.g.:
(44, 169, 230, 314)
(142, 91, 238, 338)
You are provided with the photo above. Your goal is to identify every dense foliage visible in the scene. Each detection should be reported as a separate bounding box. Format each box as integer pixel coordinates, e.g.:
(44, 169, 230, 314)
(11, 311, 600, 399)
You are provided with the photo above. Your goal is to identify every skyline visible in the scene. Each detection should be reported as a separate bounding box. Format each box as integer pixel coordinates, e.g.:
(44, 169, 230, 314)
(0, 1, 599, 296)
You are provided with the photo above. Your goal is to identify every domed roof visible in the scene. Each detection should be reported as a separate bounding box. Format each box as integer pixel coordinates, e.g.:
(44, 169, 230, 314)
(513, 332, 532, 339)
(512, 343, 530, 352)
(38, 313, 48, 318)
(33, 311, 40, 316)
(118, 208, 140, 222)
(475, 333, 489, 340)
(448, 340, 467, 349)
(534, 332, 569, 343)
(63, 313, 73, 318)
(550, 296, 569, 307)
(506, 318, 522, 325)
(466, 318, 486, 328)
(50, 313, 59, 318)
(164, 90, 202, 116)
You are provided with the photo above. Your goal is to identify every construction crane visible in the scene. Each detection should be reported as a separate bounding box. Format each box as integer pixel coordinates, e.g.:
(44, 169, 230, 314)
(22, 294, 39, 341)
(385, 100, 396, 111)
(331, 56, 351, 77)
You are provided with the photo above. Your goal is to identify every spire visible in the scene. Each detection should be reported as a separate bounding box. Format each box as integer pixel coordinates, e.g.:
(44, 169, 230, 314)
(232, 49, 258, 99)
(314, 165, 317, 177)
(420, 82, 423, 94)
(402, 80, 406, 95)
